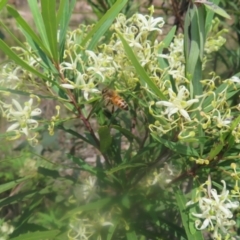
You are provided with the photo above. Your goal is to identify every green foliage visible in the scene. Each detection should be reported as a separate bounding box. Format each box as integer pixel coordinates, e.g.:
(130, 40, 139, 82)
(0, 1, 240, 240)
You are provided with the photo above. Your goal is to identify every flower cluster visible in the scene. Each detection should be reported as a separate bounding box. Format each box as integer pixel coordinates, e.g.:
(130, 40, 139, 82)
(68, 212, 113, 240)
(0, 220, 14, 240)
(187, 180, 239, 239)
(71, 176, 99, 203)
(0, 7, 230, 147)
(59, 6, 165, 101)
(3, 96, 41, 145)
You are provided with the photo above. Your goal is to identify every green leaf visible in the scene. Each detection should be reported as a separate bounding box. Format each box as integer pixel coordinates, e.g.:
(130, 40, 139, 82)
(202, 82, 240, 112)
(57, 125, 95, 146)
(189, 208, 197, 235)
(121, 194, 130, 209)
(0, 177, 31, 194)
(62, 197, 112, 220)
(195, 0, 231, 19)
(69, 155, 100, 175)
(0, 87, 56, 99)
(13, 196, 44, 230)
(81, 0, 128, 50)
(0, 0, 7, 11)
(106, 219, 119, 240)
(37, 167, 63, 179)
(151, 134, 199, 157)
(126, 231, 138, 240)
(205, 0, 220, 34)
(196, 5, 206, 61)
(41, 0, 58, 62)
(111, 125, 140, 144)
(118, 33, 166, 100)
(106, 163, 146, 175)
(184, 4, 204, 95)
(158, 26, 176, 76)
(0, 176, 30, 193)
(0, 39, 48, 80)
(0, 191, 37, 208)
(223, 115, 240, 152)
(6, 5, 51, 56)
(175, 188, 204, 240)
(0, 21, 24, 48)
(208, 141, 225, 161)
(57, 0, 76, 58)
(98, 126, 112, 153)
(28, 0, 50, 52)
(158, 25, 176, 53)
(130, 142, 159, 163)
(9, 230, 60, 240)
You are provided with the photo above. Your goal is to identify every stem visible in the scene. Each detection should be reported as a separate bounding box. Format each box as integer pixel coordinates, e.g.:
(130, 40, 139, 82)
(56, 64, 110, 165)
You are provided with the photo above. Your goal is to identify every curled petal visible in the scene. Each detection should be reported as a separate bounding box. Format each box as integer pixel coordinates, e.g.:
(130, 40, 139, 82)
(31, 108, 42, 116)
(60, 84, 75, 89)
(20, 126, 29, 136)
(195, 218, 210, 230)
(156, 101, 174, 107)
(26, 119, 39, 129)
(225, 201, 239, 209)
(12, 99, 23, 111)
(6, 122, 20, 132)
(179, 109, 191, 121)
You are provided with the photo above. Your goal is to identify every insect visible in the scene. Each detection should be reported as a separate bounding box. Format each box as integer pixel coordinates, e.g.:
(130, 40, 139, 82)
(102, 88, 128, 111)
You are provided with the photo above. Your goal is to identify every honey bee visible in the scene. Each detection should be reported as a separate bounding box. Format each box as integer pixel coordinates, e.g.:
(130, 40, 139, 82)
(102, 88, 128, 111)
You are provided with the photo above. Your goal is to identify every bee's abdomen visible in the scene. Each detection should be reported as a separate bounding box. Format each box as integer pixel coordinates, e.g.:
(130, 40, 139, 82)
(116, 99, 128, 110)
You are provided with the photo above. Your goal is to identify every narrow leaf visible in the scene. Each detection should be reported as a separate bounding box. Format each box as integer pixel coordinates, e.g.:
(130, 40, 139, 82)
(152, 134, 199, 157)
(0, 190, 37, 208)
(158, 25, 176, 53)
(62, 197, 112, 220)
(126, 231, 138, 240)
(204, 0, 220, 34)
(107, 219, 119, 240)
(118, 33, 166, 100)
(28, 0, 50, 51)
(106, 163, 146, 175)
(0, 177, 31, 194)
(184, 4, 203, 95)
(0, 39, 48, 80)
(112, 125, 140, 144)
(175, 188, 204, 240)
(98, 125, 112, 153)
(58, 0, 76, 57)
(69, 155, 99, 175)
(0, 0, 7, 11)
(81, 0, 128, 50)
(41, 0, 58, 62)
(9, 230, 60, 240)
(7, 5, 51, 56)
(195, 0, 231, 19)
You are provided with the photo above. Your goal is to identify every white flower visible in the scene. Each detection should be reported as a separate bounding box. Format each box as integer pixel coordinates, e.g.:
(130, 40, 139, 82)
(133, 14, 164, 33)
(0, 221, 14, 235)
(228, 76, 240, 84)
(60, 50, 82, 73)
(6, 98, 41, 138)
(212, 110, 232, 129)
(81, 176, 99, 201)
(60, 72, 100, 100)
(0, 64, 22, 89)
(85, 50, 114, 81)
(68, 218, 94, 240)
(188, 180, 239, 238)
(156, 86, 199, 121)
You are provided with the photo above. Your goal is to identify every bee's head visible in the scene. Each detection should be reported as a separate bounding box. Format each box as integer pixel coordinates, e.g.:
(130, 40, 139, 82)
(102, 88, 108, 94)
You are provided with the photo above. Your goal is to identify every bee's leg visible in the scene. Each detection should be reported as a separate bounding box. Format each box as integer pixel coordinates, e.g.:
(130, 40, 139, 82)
(105, 100, 110, 107)
(111, 105, 115, 113)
